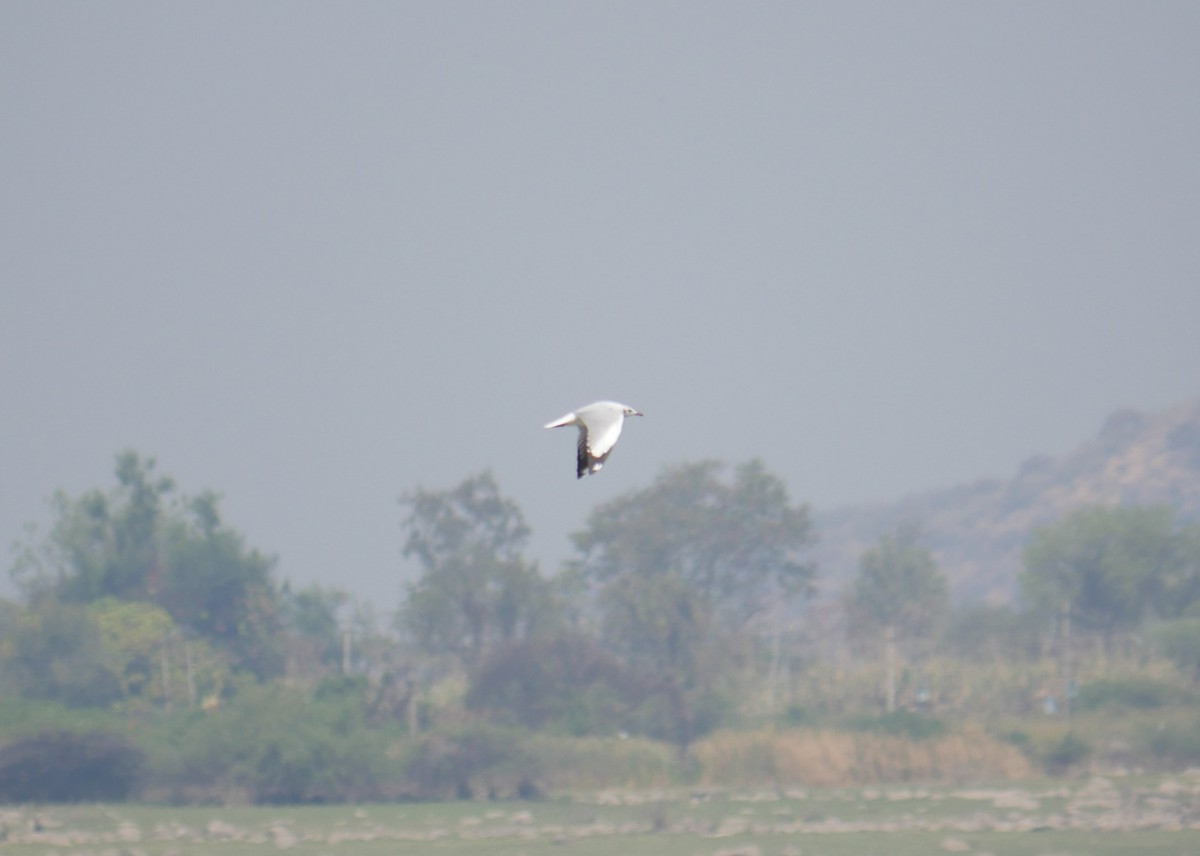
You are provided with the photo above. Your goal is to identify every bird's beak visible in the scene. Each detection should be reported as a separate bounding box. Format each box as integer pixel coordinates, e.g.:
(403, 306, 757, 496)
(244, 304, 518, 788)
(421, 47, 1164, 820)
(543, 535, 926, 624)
(633, 410, 644, 417)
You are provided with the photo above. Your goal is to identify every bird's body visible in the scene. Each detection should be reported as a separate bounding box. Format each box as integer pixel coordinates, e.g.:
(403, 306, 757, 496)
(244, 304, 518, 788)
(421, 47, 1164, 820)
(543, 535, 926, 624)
(544, 400, 643, 478)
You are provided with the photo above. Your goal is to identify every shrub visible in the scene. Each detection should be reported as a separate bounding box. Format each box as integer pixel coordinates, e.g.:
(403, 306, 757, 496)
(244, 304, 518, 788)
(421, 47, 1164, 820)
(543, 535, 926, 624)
(466, 632, 637, 736)
(1149, 618, 1200, 683)
(1146, 719, 1200, 767)
(401, 724, 539, 799)
(143, 682, 397, 803)
(1042, 731, 1091, 772)
(0, 697, 123, 739)
(781, 703, 810, 726)
(314, 672, 369, 702)
(622, 683, 736, 749)
(997, 728, 1032, 750)
(2, 602, 124, 709)
(846, 709, 947, 740)
(0, 730, 144, 802)
(1076, 676, 1182, 711)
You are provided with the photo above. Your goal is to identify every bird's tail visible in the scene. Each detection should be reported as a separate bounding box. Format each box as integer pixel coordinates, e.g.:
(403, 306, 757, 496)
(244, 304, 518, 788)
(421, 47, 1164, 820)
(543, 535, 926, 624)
(543, 412, 576, 429)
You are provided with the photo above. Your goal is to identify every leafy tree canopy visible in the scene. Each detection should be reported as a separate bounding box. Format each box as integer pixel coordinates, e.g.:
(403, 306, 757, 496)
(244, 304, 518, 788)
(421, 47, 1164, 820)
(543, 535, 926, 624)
(848, 522, 948, 640)
(159, 492, 283, 679)
(569, 459, 815, 752)
(572, 459, 816, 626)
(1020, 505, 1192, 640)
(466, 630, 638, 736)
(0, 600, 122, 708)
(399, 472, 559, 669)
(282, 584, 350, 675)
(10, 451, 286, 681)
(14, 451, 175, 604)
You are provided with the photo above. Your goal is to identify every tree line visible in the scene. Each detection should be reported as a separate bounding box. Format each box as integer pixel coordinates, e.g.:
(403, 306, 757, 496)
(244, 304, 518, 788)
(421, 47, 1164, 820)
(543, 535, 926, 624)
(4, 449, 1200, 802)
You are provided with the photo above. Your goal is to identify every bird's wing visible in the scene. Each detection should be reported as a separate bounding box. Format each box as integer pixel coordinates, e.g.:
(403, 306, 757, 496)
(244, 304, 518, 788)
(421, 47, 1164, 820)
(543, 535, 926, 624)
(582, 409, 625, 459)
(544, 410, 578, 429)
(575, 428, 591, 479)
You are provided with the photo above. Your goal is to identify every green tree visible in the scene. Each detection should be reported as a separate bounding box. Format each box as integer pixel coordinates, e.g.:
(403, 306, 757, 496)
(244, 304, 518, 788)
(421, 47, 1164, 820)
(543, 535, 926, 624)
(574, 460, 816, 624)
(572, 460, 816, 753)
(398, 473, 557, 670)
(159, 492, 284, 680)
(11, 452, 286, 682)
(89, 599, 228, 711)
(848, 522, 948, 641)
(847, 523, 947, 712)
(466, 629, 637, 735)
(282, 583, 350, 677)
(1154, 521, 1200, 619)
(89, 598, 175, 705)
(941, 602, 1040, 663)
(1149, 617, 1200, 684)
(23, 451, 175, 604)
(600, 572, 737, 751)
(0, 600, 122, 708)
(1021, 505, 1182, 646)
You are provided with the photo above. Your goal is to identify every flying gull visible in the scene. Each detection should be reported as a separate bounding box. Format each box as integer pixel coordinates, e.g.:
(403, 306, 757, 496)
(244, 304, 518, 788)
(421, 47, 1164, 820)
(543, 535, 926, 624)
(544, 400, 643, 478)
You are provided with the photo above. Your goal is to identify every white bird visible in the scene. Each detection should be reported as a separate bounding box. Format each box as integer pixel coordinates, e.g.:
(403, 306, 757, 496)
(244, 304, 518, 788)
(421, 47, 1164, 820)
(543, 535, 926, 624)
(544, 400, 644, 478)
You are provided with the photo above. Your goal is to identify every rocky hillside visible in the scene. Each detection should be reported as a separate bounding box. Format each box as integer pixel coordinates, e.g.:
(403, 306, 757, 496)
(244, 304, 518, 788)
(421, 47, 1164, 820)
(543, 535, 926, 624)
(811, 398, 1200, 604)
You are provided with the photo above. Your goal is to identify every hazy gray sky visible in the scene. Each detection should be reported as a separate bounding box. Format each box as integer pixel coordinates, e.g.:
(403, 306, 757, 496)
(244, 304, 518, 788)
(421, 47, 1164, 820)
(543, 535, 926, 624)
(4, 3, 1199, 606)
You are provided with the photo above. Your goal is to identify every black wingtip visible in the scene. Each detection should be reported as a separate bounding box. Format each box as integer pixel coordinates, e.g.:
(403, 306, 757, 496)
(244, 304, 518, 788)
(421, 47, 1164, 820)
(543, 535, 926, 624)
(576, 439, 589, 479)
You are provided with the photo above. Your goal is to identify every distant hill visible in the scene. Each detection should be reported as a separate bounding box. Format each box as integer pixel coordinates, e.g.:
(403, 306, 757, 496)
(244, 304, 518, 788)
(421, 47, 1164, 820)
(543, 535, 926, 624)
(810, 398, 1200, 604)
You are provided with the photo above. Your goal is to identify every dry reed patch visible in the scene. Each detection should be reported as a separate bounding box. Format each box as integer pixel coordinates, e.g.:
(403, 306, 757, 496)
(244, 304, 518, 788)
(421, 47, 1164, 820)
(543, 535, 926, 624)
(693, 725, 1032, 787)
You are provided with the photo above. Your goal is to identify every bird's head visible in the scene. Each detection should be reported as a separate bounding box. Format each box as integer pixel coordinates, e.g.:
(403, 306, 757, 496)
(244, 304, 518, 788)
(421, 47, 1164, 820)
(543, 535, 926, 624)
(624, 407, 643, 418)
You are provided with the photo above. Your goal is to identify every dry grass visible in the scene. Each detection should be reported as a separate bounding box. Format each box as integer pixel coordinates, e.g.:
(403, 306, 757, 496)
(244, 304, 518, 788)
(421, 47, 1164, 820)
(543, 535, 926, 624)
(693, 724, 1032, 788)
(527, 734, 678, 790)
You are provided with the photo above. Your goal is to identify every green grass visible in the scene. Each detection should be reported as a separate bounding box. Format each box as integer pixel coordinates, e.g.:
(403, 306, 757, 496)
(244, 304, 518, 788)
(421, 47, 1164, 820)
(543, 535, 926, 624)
(3, 773, 1200, 855)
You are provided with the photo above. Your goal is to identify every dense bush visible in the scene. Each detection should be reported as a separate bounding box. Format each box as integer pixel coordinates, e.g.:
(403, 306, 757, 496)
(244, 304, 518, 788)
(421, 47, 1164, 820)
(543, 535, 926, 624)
(1076, 676, 1186, 711)
(145, 681, 398, 803)
(622, 682, 736, 748)
(1042, 731, 1092, 772)
(0, 697, 123, 738)
(1, 602, 124, 708)
(1146, 718, 1200, 767)
(467, 632, 638, 736)
(401, 723, 539, 799)
(1150, 618, 1200, 683)
(845, 710, 947, 740)
(0, 730, 143, 802)
(997, 728, 1032, 751)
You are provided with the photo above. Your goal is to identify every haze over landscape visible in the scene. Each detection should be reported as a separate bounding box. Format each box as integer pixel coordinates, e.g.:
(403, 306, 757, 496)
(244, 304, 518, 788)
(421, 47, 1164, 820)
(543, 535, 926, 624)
(4, 3, 1199, 607)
